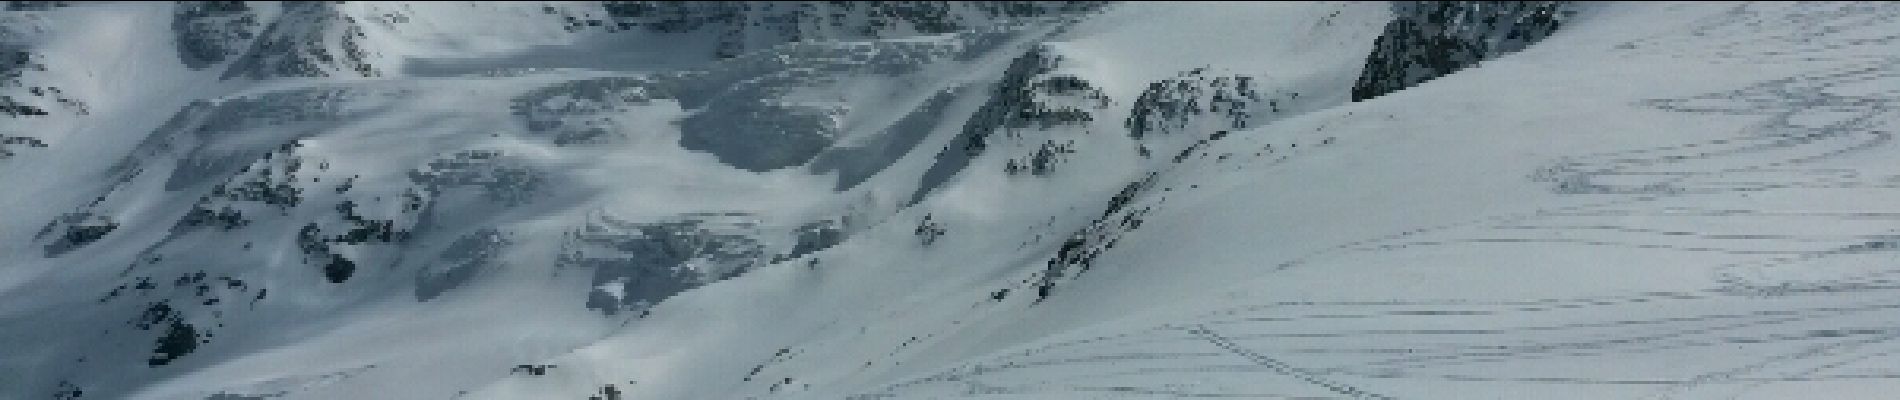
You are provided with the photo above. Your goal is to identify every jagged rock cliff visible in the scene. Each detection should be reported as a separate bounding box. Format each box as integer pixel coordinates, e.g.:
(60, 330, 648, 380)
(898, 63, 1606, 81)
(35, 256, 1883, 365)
(1351, 1, 1571, 101)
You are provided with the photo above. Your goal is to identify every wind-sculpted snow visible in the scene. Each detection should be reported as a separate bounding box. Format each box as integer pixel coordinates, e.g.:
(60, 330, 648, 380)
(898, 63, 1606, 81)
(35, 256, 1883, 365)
(809, 87, 966, 190)
(0, 5, 1110, 394)
(497, 1, 1107, 171)
(511, 26, 1041, 170)
(512, 77, 673, 145)
(19, 2, 1900, 400)
(221, 2, 379, 79)
(591, 1, 1107, 59)
(118, 87, 406, 190)
(559, 210, 858, 316)
(672, 32, 1031, 172)
(913, 45, 1094, 203)
(849, 3, 1900, 399)
(408, 149, 547, 207)
(562, 212, 769, 316)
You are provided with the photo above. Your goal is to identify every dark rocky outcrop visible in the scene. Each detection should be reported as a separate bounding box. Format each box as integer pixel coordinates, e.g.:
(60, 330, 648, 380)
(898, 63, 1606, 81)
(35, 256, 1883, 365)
(117, 87, 378, 191)
(222, 2, 379, 79)
(2, 1, 66, 11)
(670, 38, 980, 172)
(595, 2, 1107, 58)
(561, 212, 767, 315)
(911, 46, 1106, 203)
(407, 150, 545, 206)
(1034, 173, 1157, 300)
(1126, 71, 1265, 140)
(0, 134, 45, 158)
(0, 43, 47, 117)
(0, 37, 86, 117)
(512, 3, 1108, 173)
(675, 96, 844, 172)
(132, 301, 202, 366)
(416, 229, 509, 301)
(782, 219, 847, 261)
(1350, 1, 1571, 101)
(148, 319, 202, 366)
(172, 1, 261, 69)
(50, 380, 82, 400)
(36, 212, 118, 257)
(1003, 140, 1076, 176)
(512, 77, 674, 146)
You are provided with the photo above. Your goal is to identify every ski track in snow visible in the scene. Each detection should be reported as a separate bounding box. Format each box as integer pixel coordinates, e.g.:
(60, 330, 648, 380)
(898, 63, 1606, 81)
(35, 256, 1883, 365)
(16, 2, 1900, 399)
(853, 4, 1900, 399)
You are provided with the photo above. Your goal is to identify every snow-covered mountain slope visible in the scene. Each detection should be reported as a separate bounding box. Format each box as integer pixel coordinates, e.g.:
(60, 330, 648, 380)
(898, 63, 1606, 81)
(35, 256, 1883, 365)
(9, 1, 1900, 399)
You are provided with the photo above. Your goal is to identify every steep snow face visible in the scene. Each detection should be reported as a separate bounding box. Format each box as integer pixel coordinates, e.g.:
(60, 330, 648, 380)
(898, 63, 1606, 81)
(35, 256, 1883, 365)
(0, 2, 1121, 398)
(11, 2, 1900, 400)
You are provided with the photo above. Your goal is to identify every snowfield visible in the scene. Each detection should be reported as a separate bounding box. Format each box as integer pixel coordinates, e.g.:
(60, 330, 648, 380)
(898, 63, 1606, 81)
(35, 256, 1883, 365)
(7, 2, 1900, 399)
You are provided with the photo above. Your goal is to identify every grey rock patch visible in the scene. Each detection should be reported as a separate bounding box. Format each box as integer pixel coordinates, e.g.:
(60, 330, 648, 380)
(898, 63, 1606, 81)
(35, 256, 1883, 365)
(560, 212, 766, 316)
(1351, 1, 1573, 101)
(173, 1, 261, 70)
